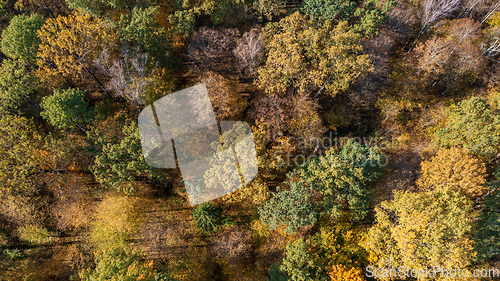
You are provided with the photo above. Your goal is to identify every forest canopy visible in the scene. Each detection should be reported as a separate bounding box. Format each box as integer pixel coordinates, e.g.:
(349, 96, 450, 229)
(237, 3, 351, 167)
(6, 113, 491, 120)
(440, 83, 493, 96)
(0, 0, 499, 280)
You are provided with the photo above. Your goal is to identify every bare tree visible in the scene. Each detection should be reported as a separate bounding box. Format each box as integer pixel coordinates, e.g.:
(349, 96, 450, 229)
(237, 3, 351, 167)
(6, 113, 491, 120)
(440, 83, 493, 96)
(234, 28, 264, 78)
(212, 228, 251, 261)
(480, 0, 500, 23)
(185, 27, 240, 75)
(482, 36, 500, 58)
(249, 93, 288, 141)
(420, 0, 461, 35)
(96, 45, 157, 109)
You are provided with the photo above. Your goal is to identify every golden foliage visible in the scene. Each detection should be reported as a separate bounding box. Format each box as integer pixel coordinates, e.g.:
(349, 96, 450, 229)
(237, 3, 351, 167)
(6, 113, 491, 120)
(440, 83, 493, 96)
(198, 71, 247, 120)
(328, 265, 365, 281)
(90, 193, 143, 251)
(417, 147, 487, 198)
(36, 11, 117, 87)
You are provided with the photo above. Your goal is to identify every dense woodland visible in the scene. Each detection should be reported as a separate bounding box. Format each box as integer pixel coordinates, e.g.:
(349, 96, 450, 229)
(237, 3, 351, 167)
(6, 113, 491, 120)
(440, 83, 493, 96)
(0, 0, 499, 280)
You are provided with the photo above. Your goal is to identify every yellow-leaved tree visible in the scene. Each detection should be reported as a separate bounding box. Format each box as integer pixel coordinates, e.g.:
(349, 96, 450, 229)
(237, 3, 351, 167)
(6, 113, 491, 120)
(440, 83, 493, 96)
(257, 12, 373, 98)
(37, 11, 117, 93)
(417, 147, 487, 198)
(362, 189, 477, 279)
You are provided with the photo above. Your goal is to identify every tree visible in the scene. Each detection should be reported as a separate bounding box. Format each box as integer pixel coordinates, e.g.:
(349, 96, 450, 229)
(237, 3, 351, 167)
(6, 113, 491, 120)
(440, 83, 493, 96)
(0, 115, 43, 194)
(0, 59, 38, 115)
(96, 46, 158, 109)
(475, 184, 500, 263)
(300, 0, 355, 24)
(233, 28, 263, 78)
(198, 71, 247, 120)
(414, 19, 485, 89)
(280, 239, 328, 281)
(14, 0, 68, 18)
(257, 12, 372, 98)
(362, 189, 477, 273)
(352, 0, 396, 38)
(293, 139, 383, 221)
(258, 181, 317, 235)
(267, 263, 289, 281)
(1, 14, 45, 62)
(192, 202, 223, 234)
(65, 0, 130, 17)
(168, 0, 248, 27)
(168, 10, 195, 39)
(37, 11, 117, 91)
(90, 194, 142, 251)
(88, 121, 159, 193)
(116, 6, 171, 63)
(16, 224, 56, 245)
(285, 94, 326, 139)
(79, 248, 176, 281)
(40, 88, 93, 130)
(327, 265, 364, 281)
(420, 0, 461, 35)
(306, 224, 369, 270)
(185, 26, 239, 74)
(435, 97, 500, 160)
(417, 147, 488, 198)
(253, 0, 288, 21)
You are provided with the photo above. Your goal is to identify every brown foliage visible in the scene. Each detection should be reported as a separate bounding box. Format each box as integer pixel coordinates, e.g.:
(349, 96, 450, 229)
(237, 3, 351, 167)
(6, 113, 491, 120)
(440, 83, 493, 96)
(212, 227, 251, 261)
(198, 71, 248, 120)
(414, 18, 485, 90)
(0, 195, 41, 227)
(249, 92, 325, 141)
(185, 26, 240, 75)
(15, 0, 68, 18)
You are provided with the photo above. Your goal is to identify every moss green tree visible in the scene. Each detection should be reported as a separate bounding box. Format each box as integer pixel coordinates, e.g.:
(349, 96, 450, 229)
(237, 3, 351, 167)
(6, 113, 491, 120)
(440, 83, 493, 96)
(300, 0, 355, 23)
(117, 6, 170, 62)
(435, 97, 500, 160)
(258, 180, 317, 235)
(80, 248, 176, 281)
(16, 224, 56, 245)
(474, 169, 500, 263)
(192, 202, 223, 234)
(65, 0, 131, 17)
(40, 88, 93, 130)
(352, 0, 396, 38)
(0, 115, 43, 193)
(253, 0, 288, 21)
(280, 239, 328, 281)
(0, 59, 38, 115)
(88, 122, 159, 193)
(300, 0, 395, 37)
(293, 139, 383, 221)
(1, 14, 45, 62)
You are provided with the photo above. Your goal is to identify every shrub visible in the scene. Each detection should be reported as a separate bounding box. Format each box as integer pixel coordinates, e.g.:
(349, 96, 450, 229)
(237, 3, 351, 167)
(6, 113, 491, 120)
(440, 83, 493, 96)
(17, 224, 56, 245)
(192, 202, 222, 234)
